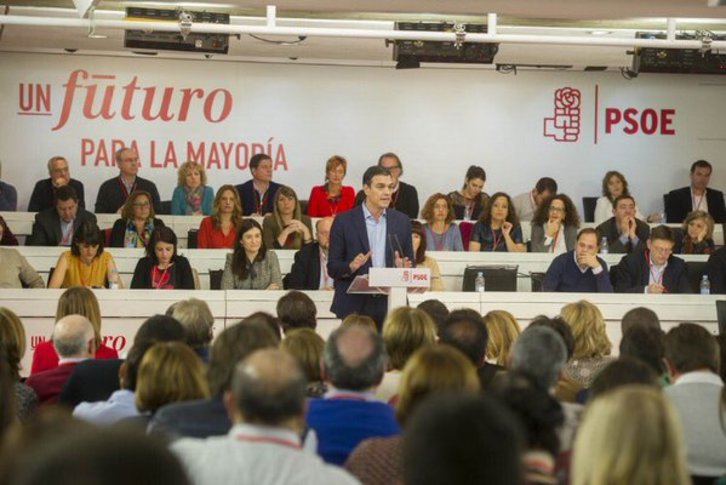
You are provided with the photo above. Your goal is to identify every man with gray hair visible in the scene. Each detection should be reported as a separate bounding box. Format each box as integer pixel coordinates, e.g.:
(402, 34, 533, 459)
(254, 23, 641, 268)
(166, 298, 215, 361)
(94, 147, 161, 214)
(0, 160, 17, 211)
(28, 155, 86, 212)
(26, 314, 96, 405)
(509, 323, 582, 453)
(306, 324, 400, 465)
(172, 349, 358, 485)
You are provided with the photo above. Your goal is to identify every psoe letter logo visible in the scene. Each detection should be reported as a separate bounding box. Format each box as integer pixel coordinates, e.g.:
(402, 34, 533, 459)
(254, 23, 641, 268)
(544, 87, 581, 142)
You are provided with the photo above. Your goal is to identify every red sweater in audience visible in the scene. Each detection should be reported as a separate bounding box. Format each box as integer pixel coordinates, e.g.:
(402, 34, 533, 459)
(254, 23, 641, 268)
(306, 185, 355, 217)
(197, 216, 237, 249)
(30, 341, 118, 375)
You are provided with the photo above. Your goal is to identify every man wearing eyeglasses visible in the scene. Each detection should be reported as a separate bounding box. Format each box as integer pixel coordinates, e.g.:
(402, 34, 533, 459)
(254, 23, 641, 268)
(28, 156, 86, 212)
(94, 147, 161, 214)
(612, 225, 691, 294)
(354, 153, 419, 219)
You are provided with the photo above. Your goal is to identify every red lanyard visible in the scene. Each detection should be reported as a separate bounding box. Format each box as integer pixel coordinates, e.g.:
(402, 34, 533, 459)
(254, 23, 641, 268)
(234, 434, 301, 450)
(429, 226, 445, 251)
(152, 265, 170, 289)
(117, 177, 136, 199)
(491, 229, 502, 251)
(254, 189, 269, 214)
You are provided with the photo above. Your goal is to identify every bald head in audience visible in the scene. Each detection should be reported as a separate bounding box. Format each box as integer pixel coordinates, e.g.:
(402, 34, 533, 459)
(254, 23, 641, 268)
(323, 325, 386, 392)
(226, 349, 306, 428)
(52, 314, 96, 359)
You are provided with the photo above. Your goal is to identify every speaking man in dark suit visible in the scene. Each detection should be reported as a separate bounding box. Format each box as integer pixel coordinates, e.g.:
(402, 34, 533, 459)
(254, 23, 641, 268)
(27, 185, 96, 246)
(284, 217, 334, 290)
(28, 156, 85, 212)
(328, 165, 414, 329)
(613, 225, 691, 294)
(665, 160, 726, 223)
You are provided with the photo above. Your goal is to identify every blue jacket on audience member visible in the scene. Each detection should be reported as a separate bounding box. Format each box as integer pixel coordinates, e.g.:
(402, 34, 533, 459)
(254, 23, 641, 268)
(543, 250, 613, 293)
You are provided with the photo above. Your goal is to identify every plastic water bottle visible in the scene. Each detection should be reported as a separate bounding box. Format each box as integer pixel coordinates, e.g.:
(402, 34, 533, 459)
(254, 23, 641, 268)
(599, 237, 609, 255)
(700, 275, 710, 295)
(109, 269, 120, 290)
(475, 271, 485, 293)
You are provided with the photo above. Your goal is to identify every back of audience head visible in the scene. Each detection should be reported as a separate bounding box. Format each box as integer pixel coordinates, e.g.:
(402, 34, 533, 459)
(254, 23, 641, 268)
(165, 298, 214, 350)
(133, 314, 185, 346)
(439, 309, 488, 367)
(280, 328, 325, 385)
(243, 312, 282, 342)
(403, 393, 523, 485)
(416, 299, 449, 336)
(382, 307, 437, 371)
(527, 314, 575, 362)
(510, 325, 567, 391)
(619, 325, 666, 376)
(0, 307, 25, 380)
(664, 322, 720, 377)
(572, 385, 690, 485)
(276, 291, 317, 334)
(207, 321, 279, 397)
(621, 306, 661, 334)
(0, 348, 15, 438)
(323, 324, 386, 391)
(55, 286, 102, 347)
(52, 315, 96, 359)
(340, 313, 378, 332)
(589, 357, 660, 400)
(5, 420, 190, 485)
(560, 300, 612, 360)
(483, 310, 521, 367)
(491, 372, 564, 458)
(227, 348, 306, 427)
(396, 345, 479, 426)
(135, 341, 209, 413)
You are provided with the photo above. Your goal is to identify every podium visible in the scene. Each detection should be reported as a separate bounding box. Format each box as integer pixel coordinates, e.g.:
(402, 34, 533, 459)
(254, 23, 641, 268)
(348, 267, 431, 314)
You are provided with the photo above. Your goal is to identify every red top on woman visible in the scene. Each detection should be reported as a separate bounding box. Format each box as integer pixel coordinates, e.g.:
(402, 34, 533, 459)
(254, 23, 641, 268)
(197, 216, 237, 249)
(306, 185, 355, 217)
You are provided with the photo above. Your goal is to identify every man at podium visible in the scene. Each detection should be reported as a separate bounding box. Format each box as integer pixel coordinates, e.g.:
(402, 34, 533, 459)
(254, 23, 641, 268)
(328, 165, 414, 330)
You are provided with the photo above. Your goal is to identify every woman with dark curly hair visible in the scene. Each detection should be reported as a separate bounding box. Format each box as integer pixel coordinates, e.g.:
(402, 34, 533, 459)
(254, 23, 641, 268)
(530, 194, 581, 254)
(421, 193, 464, 251)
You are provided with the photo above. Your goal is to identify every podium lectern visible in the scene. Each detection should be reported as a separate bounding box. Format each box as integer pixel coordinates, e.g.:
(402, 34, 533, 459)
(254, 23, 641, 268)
(347, 268, 431, 314)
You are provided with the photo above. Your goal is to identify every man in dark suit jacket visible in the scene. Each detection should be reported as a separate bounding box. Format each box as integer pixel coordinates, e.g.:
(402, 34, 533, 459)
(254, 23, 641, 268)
(665, 160, 726, 223)
(235, 153, 282, 216)
(94, 147, 161, 214)
(613, 225, 691, 294)
(27, 185, 96, 246)
(328, 166, 414, 330)
(354, 153, 419, 219)
(26, 315, 96, 406)
(28, 156, 85, 212)
(58, 358, 123, 408)
(596, 194, 650, 254)
(284, 217, 334, 290)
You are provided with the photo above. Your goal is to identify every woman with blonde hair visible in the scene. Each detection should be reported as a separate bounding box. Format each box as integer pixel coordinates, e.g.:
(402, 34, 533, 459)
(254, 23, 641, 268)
(135, 341, 209, 419)
(559, 300, 613, 388)
(483, 310, 521, 366)
(677, 210, 715, 255)
(171, 160, 214, 215)
(0, 307, 37, 420)
(30, 287, 118, 375)
(377, 307, 438, 402)
(572, 385, 690, 485)
(196, 184, 244, 249)
(306, 155, 356, 217)
(280, 328, 327, 397)
(346, 345, 480, 485)
(262, 186, 313, 250)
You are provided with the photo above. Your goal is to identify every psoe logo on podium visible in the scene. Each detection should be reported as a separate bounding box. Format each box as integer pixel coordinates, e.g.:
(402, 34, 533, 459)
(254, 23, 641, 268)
(543, 87, 581, 143)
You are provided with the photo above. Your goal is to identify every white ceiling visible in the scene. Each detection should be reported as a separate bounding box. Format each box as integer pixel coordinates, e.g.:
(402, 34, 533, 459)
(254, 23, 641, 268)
(1, 0, 726, 69)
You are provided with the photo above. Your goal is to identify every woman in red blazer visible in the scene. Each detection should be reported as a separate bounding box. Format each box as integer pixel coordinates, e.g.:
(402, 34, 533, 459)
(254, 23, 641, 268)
(30, 286, 118, 374)
(306, 155, 355, 217)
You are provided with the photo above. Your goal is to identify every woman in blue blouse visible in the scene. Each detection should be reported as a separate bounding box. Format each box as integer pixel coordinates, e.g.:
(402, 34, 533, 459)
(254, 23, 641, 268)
(468, 192, 526, 252)
(421, 193, 464, 251)
(171, 161, 214, 215)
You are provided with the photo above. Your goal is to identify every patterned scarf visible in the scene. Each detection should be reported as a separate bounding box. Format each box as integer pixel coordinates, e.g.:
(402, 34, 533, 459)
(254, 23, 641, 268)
(124, 219, 155, 248)
(185, 186, 204, 215)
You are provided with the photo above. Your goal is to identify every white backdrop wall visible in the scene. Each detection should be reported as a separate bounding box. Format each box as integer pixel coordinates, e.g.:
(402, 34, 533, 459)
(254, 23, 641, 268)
(0, 51, 724, 215)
